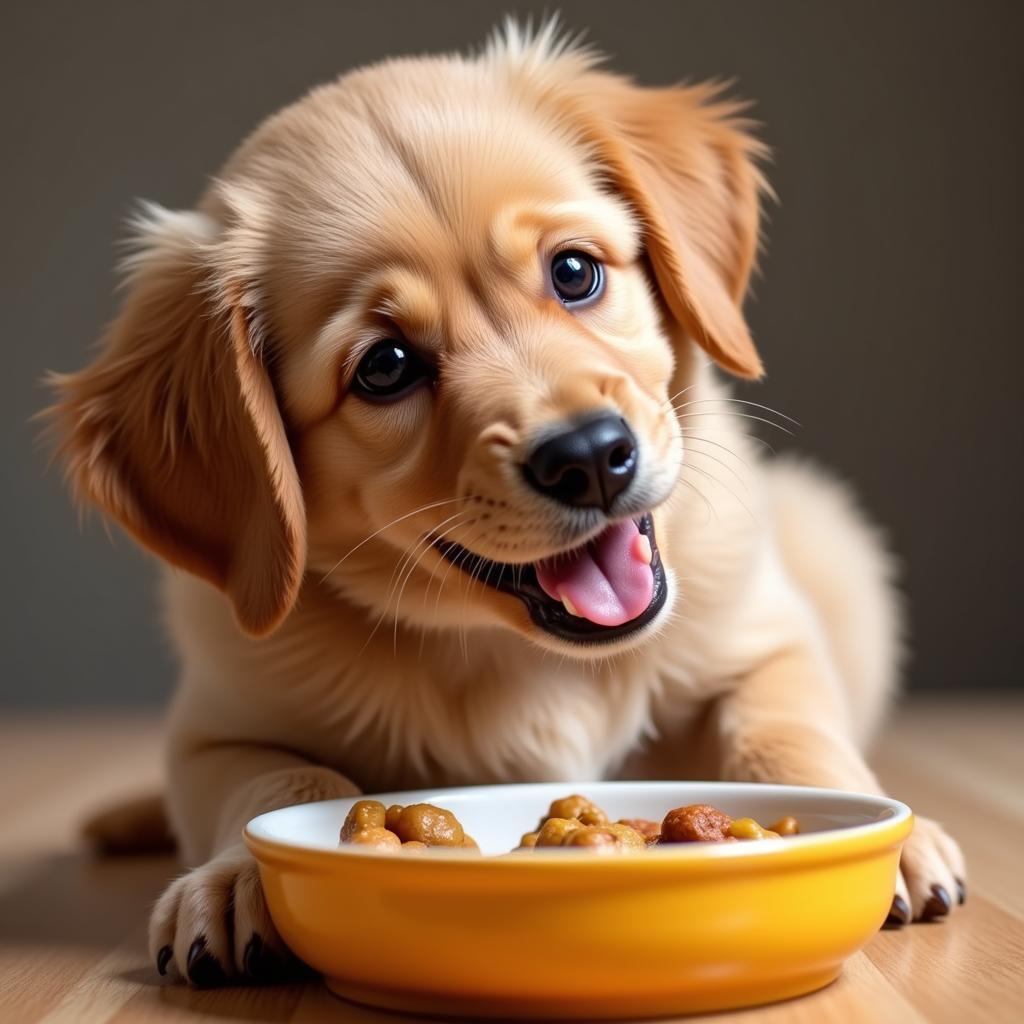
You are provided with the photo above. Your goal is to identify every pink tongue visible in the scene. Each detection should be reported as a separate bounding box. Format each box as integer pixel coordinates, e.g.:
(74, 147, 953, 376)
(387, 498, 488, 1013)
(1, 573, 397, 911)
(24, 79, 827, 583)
(535, 520, 655, 627)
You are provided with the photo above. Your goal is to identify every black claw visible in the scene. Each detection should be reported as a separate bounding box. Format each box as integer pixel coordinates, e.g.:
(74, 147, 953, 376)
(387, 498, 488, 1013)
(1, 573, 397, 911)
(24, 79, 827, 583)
(243, 933, 282, 981)
(956, 878, 967, 905)
(187, 937, 227, 988)
(242, 934, 261, 977)
(921, 884, 952, 921)
(156, 945, 173, 976)
(884, 894, 911, 927)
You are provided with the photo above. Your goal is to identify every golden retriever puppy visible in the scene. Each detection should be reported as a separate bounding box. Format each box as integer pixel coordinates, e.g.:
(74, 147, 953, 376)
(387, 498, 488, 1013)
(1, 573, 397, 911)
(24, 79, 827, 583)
(50, 23, 963, 985)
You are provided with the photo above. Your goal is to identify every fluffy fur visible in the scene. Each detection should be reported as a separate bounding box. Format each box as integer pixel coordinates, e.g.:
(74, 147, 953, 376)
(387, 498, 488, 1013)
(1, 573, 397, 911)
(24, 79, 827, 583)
(51, 23, 963, 985)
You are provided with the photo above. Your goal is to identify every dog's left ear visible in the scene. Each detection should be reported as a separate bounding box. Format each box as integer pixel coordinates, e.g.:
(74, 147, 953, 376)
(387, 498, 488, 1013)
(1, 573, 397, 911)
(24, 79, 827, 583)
(560, 74, 768, 379)
(46, 206, 306, 637)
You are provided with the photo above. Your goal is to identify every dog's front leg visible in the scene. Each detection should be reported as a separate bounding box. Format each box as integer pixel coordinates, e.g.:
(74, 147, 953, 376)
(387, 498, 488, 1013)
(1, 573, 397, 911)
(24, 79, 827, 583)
(150, 741, 357, 986)
(710, 646, 966, 923)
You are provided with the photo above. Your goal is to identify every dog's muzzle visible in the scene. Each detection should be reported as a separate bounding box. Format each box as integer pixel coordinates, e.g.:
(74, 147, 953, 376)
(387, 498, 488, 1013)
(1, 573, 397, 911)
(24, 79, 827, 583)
(433, 514, 668, 645)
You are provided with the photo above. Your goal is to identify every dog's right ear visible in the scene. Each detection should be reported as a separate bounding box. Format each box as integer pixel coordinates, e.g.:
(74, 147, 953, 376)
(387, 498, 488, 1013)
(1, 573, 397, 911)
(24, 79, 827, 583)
(47, 206, 305, 637)
(534, 62, 769, 380)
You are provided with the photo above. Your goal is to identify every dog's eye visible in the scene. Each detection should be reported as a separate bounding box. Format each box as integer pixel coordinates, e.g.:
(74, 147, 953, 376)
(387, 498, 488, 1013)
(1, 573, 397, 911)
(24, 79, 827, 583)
(551, 251, 603, 304)
(351, 340, 432, 401)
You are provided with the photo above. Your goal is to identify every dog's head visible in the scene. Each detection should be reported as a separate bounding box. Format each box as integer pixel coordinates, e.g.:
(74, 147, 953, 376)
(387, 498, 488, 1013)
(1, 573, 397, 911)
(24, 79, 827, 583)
(51, 27, 767, 657)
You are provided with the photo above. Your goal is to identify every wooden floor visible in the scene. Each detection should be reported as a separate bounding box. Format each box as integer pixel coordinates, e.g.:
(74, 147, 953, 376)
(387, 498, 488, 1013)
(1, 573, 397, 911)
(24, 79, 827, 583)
(1, 700, 1022, 1023)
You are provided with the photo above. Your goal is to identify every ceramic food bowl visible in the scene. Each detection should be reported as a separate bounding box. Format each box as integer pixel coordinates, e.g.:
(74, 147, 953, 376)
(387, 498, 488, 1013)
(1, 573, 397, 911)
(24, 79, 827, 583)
(244, 780, 912, 1019)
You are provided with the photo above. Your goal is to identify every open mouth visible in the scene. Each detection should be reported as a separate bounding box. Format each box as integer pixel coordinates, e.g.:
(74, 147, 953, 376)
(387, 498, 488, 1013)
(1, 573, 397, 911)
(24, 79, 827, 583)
(433, 515, 668, 644)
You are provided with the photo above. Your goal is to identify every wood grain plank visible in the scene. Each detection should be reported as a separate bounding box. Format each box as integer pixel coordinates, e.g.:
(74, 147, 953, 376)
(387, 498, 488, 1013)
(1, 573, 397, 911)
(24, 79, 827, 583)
(0, 948, 105, 1024)
(108, 981, 306, 1023)
(36, 937, 149, 1024)
(865, 895, 1024, 1023)
(882, 736, 1024, 820)
(0, 704, 1019, 1023)
(880, 701, 1024, 799)
(0, 849, 175, 1022)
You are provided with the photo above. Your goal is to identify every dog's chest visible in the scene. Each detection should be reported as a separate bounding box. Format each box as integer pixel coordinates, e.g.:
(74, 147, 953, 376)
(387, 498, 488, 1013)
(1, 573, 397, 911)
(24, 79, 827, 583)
(170, 574, 714, 792)
(286, 635, 668, 791)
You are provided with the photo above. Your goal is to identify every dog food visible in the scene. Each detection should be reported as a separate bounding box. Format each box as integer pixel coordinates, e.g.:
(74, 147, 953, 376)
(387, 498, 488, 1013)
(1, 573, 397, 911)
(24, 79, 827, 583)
(516, 797, 798, 852)
(339, 794, 799, 854)
(340, 800, 479, 852)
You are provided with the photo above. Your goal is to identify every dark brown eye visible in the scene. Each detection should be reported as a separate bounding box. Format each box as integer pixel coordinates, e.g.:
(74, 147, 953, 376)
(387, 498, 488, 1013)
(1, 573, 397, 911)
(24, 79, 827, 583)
(551, 251, 603, 303)
(352, 340, 432, 401)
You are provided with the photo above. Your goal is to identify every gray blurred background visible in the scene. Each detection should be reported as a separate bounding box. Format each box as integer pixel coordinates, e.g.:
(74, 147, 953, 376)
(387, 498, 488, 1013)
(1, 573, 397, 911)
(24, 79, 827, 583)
(3, 0, 1021, 708)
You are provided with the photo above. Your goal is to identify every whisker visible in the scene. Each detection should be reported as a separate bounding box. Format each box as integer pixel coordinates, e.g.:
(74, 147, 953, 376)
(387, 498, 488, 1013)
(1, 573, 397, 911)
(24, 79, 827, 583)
(383, 508, 474, 609)
(460, 552, 490, 662)
(682, 460, 758, 524)
(661, 382, 699, 409)
(479, 556, 499, 602)
(388, 510, 477, 651)
(683, 443, 748, 492)
(411, 514, 481, 661)
(460, 541, 500, 640)
(432, 535, 486, 662)
(467, 551, 489, 599)
(675, 410, 795, 437)
(391, 543, 437, 655)
(356, 508, 476, 660)
(681, 432, 754, 472)
(430, 526, 488, 618)
(427, 527, 492, 652)
(319, 496, 467, 583)
(352, 596, 394, 664)
(676, 396, 800, 427)
(676, 475, 716, 525)
(682, 427, 777, 456)
(417, 512, 489, 614)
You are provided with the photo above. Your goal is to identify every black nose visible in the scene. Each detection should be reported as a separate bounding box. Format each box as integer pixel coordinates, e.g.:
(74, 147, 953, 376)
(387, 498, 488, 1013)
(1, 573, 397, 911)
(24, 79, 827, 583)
(523, 413, 638, 511)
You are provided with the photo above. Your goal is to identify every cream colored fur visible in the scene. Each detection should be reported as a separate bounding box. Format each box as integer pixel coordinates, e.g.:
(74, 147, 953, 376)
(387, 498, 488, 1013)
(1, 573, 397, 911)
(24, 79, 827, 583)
(53, 23, 963, 986)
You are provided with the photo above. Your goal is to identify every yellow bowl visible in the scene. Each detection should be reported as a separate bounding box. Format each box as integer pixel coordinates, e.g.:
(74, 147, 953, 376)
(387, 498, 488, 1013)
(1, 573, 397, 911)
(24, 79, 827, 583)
(244, 781, 911, 1019)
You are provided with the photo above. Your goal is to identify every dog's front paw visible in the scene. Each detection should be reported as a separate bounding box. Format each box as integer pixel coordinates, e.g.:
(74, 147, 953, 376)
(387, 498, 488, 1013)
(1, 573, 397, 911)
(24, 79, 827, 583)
(886, 815, 966, 926)
(149, 844, 301, 986)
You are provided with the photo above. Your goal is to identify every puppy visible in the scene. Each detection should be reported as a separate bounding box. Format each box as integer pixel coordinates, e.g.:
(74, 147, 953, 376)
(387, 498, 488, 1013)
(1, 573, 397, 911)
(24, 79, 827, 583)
(51, 23, 964, 985)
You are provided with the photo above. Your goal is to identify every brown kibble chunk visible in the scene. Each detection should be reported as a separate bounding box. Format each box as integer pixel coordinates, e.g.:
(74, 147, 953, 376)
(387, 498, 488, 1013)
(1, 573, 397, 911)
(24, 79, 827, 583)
(728, 817, 778, 840)
(385, 804, 404, 832)
(547, 794, 609, 827)
(661, 804, 733, 843)
(520, 819, 648, 853)
(618, 818, 661, 839)
(768, 816, 800, 836)
(602, 822, 647, 849)
(391, 803, 464, 846)
(562, 827, 620, 851)
(348, 826, 400, 850)
(401, 840, 428, 854)
(536, 817, 583, 846)
(340, 800, 387, 841)
(462, 835, 480, 852)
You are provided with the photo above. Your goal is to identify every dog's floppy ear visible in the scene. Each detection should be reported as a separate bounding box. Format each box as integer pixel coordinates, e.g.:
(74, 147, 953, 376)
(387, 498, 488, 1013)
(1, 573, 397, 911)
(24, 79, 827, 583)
(561, 74, 768, 379)
(49, 206, 305, 636)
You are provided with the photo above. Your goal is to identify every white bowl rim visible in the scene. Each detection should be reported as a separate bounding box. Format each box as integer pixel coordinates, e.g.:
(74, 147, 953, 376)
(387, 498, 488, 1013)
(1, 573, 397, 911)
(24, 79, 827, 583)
(244, 780, 912, 866)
